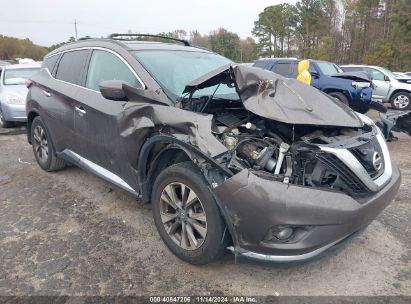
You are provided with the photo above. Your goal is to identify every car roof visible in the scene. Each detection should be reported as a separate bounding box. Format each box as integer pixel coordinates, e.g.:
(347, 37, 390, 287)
(47, 38, 213, 58)
(4, 62, 42, 69)
(0, 60, 12, 66)
(256, 57, 299, 61)
(255, 58, 333, 64)
(340, 64, 380, 69)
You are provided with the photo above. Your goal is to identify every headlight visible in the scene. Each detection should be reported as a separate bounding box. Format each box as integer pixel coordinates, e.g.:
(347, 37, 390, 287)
(4, 94, 25, 105)
(352, 81, 371, 89)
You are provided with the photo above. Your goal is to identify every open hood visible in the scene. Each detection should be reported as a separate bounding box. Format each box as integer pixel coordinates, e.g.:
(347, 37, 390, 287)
(184, 64, 363, 128)
(330, 71, 372, 83)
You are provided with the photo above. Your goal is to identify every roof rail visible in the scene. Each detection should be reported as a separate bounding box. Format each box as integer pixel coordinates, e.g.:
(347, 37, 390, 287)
(108, 33, 190, 46)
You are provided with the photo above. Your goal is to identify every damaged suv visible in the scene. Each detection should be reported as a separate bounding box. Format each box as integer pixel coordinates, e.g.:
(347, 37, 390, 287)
(26, 34, 401, 265)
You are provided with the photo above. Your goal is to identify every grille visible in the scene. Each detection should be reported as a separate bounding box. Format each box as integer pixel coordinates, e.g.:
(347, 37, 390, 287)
(349, 137, 384, 179)
(316, 153, 370, 196)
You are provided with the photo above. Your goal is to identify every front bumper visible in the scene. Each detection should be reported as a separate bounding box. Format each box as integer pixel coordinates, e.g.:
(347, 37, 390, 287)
(214, 162, 401, 262)
(1, 102, 27, 122)
(353, 88, 386, 112)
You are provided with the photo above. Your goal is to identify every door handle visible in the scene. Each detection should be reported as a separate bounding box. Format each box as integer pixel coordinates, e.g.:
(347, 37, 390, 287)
(43, 90, 51, 97)
(75, 106, 86, 116)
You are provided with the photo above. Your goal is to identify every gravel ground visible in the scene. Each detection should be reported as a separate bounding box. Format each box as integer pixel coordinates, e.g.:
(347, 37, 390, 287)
(0, 114, 410, 296)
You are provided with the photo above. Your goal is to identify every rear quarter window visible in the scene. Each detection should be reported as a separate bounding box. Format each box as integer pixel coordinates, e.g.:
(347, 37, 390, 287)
(253, 60, 269, 69)
(42, 55, 60, 74)
(55, 50, 89, 85)
(271, 62, 293, 77)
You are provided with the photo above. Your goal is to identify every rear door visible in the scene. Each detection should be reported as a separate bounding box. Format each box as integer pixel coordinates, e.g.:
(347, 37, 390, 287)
(72, 48, 144, 180)
(40, 49, 89, 152)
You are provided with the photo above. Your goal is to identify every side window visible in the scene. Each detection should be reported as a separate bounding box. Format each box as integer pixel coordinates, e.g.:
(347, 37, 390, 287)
(86, 50, 141, 91)
(308, 63, 318, 75)
(271, 62, 292, 76)
(341, 66, 360, 72)
(253, 60, 268, 69)
(365, 68, 385, 81)
(55, 50, 89, 85)
(42, 55, 59, 74)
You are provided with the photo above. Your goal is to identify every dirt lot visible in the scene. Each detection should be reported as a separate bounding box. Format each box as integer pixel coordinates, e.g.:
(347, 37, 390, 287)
(0, 113, 410, 296)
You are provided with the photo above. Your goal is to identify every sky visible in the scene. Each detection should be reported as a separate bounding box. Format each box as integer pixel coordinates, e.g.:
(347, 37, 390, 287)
(0, 0, 297, 46)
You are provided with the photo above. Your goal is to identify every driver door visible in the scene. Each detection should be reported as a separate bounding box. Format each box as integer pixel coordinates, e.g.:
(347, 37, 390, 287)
(363, 67, 391, 100)
(73, 49, 144, 182)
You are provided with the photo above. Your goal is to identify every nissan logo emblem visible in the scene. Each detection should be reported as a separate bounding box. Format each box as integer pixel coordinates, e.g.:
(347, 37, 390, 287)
(372, 152, 382, 171)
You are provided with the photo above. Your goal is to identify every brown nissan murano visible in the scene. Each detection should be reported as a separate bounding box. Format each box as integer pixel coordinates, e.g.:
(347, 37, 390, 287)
(26, 34, 401, 265)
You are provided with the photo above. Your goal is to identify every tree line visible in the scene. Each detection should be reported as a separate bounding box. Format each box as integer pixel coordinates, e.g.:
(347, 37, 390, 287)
(0, 35, 48, 62)
(1, 0, 409, 70)
(120, 29, 258, 63)
(252, 0, 411, 70)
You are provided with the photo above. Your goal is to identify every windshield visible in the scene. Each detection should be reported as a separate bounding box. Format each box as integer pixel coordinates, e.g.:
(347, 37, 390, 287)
(316, 62, 343, 75)
(132, 50, 236, 101)
(379, 67, 398, 79)
(4, 68, 40, 85)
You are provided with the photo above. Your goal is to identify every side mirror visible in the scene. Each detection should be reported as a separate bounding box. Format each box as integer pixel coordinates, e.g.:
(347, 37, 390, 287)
(311, 72, 319, 78)
(384, 75, 390, 81)
(99, 80, 128, 101)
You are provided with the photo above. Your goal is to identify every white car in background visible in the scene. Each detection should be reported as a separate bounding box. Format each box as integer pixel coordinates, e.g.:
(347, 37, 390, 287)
(341, 64, 411, 110)
(0, 63, 41, 128)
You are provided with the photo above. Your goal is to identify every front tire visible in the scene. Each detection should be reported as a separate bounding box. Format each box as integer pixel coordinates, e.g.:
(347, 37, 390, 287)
(152, 162, 227, 265)
(390, 92, 410, 110)
(31, 116, 66, 171)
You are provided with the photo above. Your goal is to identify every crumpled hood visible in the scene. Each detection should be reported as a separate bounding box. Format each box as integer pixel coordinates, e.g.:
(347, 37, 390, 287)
(184, 64, 363, 128)
(329, 71, 372, 83)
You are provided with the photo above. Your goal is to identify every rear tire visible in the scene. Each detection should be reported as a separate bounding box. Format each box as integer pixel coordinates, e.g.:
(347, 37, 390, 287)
(31, 116, 66, 171)
(328, 92, 349, 106)
(152, 162, 227, 265)
(390, 92, 410, 110)
(0, 106, 13, 128)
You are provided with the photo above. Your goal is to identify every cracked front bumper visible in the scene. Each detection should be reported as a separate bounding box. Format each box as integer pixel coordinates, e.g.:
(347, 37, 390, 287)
(214, 162, 401, 262)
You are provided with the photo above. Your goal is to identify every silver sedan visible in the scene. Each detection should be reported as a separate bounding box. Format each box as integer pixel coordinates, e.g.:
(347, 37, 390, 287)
(0, 63, 41, 128)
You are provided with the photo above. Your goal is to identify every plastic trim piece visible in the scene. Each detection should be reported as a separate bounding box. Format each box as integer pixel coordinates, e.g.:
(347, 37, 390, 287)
(60, 149, 139, 197)
(228, 236, 346, 262)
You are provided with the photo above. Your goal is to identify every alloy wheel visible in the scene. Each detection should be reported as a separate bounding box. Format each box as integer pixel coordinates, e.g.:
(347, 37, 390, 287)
(159, 182, 207, 250)
(33, 125, 49, 163)
(393, 94, 410, 109)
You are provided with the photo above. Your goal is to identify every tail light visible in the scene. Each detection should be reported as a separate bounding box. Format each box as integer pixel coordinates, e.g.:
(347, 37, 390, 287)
(25, 80, 33, 88)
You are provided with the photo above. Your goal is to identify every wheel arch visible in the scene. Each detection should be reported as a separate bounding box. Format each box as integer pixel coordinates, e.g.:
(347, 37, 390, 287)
(323, 88, 349, 97)
(137, 134, 237, 246)
(137, 134, 232, 203)
(390, 89, 411, 100)
(26, 109, 40, 144)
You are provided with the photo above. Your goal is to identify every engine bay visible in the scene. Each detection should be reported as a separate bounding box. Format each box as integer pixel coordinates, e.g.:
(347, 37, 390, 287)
(185, 96, 378, 197)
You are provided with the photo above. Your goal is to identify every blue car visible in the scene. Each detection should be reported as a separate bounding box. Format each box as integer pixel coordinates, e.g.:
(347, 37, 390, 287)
(253, 58, 386, 113)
